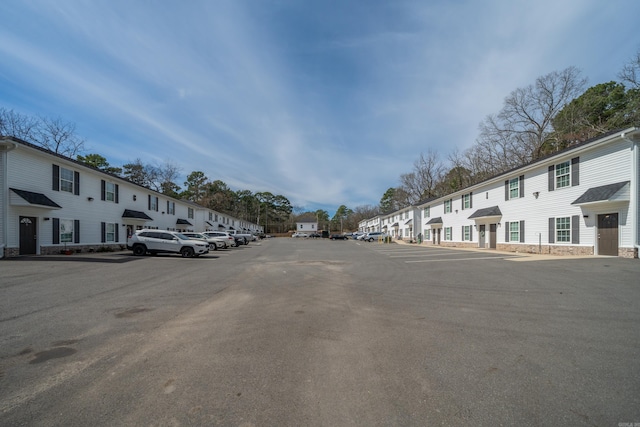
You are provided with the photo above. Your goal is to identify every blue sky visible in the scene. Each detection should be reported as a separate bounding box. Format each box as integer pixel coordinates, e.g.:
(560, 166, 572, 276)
(1, 1, 639, 216)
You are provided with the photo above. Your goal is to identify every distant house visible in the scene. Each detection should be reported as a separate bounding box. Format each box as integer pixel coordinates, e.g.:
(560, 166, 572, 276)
(296, 221, 318, 233)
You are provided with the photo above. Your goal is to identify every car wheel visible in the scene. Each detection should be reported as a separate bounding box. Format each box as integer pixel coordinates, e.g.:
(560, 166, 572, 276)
(368, 238, 373, 242)
(181, 247, 195, 258)
(132, 244, 146, 256)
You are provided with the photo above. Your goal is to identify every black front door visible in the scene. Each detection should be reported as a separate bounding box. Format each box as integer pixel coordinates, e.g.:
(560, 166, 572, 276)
(19, 216, 37, 255)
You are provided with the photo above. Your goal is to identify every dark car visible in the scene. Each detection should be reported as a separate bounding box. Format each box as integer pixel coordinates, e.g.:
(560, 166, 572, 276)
(329, 234, 348, 240)
(309, 233, 321, 238)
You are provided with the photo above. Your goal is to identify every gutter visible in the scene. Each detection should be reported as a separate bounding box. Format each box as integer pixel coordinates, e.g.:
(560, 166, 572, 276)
(0, 138, 19, 258)
(620, 129, 640, 255)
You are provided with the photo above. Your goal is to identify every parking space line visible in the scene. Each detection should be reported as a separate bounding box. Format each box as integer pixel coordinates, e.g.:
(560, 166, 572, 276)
(405, 255, 523, 263)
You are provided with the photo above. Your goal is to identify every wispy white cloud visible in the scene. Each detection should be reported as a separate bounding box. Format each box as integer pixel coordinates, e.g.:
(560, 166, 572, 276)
(0, 0, 638, 213)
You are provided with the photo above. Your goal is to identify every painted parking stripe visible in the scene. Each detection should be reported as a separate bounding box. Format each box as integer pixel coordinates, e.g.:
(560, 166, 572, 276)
(405, 255, 522, 263)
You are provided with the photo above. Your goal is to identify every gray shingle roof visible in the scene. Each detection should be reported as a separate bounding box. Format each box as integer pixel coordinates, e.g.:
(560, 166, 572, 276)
(571, 181, 629, 205)
(468, 206, 502, 219)
(122, 209, 153, 220)
(10, 188, 61, 208)
(425, 217, 443, 225)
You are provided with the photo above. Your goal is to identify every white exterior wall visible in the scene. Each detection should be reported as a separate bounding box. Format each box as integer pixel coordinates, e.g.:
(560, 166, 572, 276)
(297, 222, 318, 232)
(417, 131, 638, 256)
(1, 141, 260, 255)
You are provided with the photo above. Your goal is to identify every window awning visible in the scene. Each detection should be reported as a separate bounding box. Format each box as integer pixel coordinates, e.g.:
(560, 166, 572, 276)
(229, 226, 235, 230)
(571, 181, 629, 206)
(177, 219, 192, 225)
(122, 209, 153, 221)
(218, 224, 226, 229)
(425, 217, 443, 225)
(206, 221, 215, 226)
(404, 219, 413, 225)
(468, 206, 502, 220)
(10, 188, 61, 209)
(391, 222, 399, 227)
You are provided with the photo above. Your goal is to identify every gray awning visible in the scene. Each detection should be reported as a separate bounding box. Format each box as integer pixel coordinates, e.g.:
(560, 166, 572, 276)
(404, 219, 413, 225)
(122, 209, 153, 221)
(425, 217, 442, 225)
(206, 221, 215, 226)
(218, 224, 226, 229)
(10, 188, 61, 209)
(571, 181, 629, 205)
(177, 219, 192, 225)
(468, 206, 502, 220)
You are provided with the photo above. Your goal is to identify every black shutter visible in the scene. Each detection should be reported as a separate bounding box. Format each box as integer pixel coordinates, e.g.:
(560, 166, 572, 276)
(148, 194, 151, 210)
(53, 218, 60, 244)
(469, 192, 473, 209)
(155, 197, 159, 212)
(571, 157, 580, 186)
(548, 218, 555, 243)
(470, 226, 473, 241)
(519, 175, 524, 198)
(571, 215, 580, 244)
(74, 220, 80, 243)
(101, 180, 106, 201)
(101, 222, 106, 243)
(505, 180, 509, 200)
(52, 165, 60, 191)
(505, 221, 510, 242)
(520, 220, 525, 243)
(461, 226, 464, 240)
(74, 171, 80, 195)
(167, 200, 170, 213)
(115, 224, 119, 242)
(115, 184, 119, 204)
(548, 166, 555, 191)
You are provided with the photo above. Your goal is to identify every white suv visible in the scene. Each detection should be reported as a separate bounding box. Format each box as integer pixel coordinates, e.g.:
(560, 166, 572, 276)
(127, 230, 209, 257)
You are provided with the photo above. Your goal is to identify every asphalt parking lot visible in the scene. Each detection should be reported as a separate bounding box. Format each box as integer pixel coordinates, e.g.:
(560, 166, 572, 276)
(1, 238, 639, 426)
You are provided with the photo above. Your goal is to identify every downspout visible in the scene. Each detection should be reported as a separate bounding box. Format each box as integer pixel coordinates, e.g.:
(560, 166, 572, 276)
(620, 129, 640, 256)
(0, 138, 18, 258)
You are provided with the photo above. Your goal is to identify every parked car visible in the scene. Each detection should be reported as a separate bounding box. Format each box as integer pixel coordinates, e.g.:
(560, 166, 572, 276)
(127, 230, 209, 257)
(309, 233, 321, 238)
(364, 231, 388, 242)
(351, 232, 365, 240)
(202, 231, 237, 248)
(181, 232, 225, 250)
(292, 232, 309, 238)
(330, 233, 349, 240)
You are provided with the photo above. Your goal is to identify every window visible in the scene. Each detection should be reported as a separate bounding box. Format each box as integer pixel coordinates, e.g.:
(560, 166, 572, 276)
(105, 223, 117, 242)
(556, 217, 571, 242)
(462, 193, 472, 210)
(556, 161, 570, 189)
(505, 175, 524, 200)
(444, 199, 452, 213)
(188, 208, 194, 219)
(60, 219, 74, 243)
(215, 214, 218, 221)
(424, 229, 430, 240)
(509, 178, 519, 199)
(209, 212, 213, 221)
(105, 182, 116, 201)
(167, 201, 175, 215)
(149, 195, 158, 211)
(509, 221, 520, 242)
(444, 227, 452, 240)
(60, 167, 74, 193)
(463, 225, 471, 241)
(424, 206, 430, 218)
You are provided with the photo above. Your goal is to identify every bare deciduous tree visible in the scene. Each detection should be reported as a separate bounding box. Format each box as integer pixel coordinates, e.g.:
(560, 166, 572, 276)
(477, 66, 587, 165)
